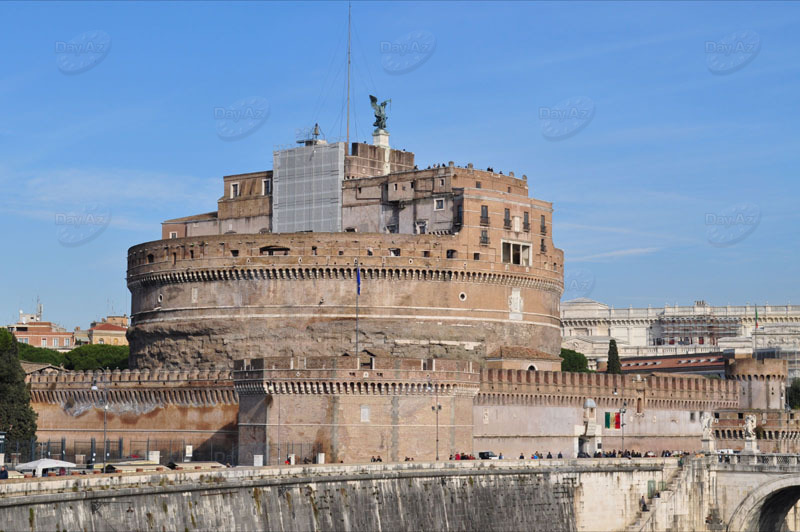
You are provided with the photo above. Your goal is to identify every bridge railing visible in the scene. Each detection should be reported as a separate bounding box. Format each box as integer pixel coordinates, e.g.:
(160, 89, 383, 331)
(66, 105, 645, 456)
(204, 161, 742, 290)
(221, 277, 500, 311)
(714, 453, 800, 468)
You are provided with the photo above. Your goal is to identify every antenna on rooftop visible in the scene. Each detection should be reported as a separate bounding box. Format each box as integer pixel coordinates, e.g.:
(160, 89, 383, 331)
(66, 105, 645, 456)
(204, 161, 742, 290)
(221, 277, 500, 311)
(346, 2, 352, 151)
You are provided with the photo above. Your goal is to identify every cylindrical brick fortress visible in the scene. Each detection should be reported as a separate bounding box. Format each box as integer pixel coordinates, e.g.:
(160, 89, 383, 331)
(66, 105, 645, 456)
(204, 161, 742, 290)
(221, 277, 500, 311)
(127, 232, 563, 369)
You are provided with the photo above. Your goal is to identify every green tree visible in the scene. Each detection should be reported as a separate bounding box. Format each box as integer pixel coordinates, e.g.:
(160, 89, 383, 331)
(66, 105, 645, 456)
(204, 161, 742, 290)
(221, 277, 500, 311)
(17, 342, 66, 366)
(0, 328, 38, 445)
(606, 339, 622, 374)
(65, 344, 129, 371)
(560, 348, 590, 373)
(788, 378, 800, 409)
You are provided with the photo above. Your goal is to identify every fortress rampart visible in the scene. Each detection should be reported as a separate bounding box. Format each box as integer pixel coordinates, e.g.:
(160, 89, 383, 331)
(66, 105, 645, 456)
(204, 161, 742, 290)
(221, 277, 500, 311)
(127, 232, 563, 369)
(477, 369, 740, 410)
(26, 369, 238, 453)
(27, 358, 797, 464)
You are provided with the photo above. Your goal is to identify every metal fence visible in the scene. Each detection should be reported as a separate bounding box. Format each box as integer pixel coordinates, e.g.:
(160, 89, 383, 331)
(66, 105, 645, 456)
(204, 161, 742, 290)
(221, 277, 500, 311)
(2, 438, 323, 467)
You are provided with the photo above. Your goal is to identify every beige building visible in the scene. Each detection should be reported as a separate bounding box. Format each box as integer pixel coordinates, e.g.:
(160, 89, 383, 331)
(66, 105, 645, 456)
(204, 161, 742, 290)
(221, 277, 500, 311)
(88, 322, 128, 346)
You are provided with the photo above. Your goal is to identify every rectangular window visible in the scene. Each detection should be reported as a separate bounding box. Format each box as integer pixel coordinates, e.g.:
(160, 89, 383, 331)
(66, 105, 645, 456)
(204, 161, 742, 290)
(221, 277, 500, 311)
(386, 224, 398, 234)
(262, 179, 272, 195)
(476, 181, 482, 189)
(434, 198, 444, 210)
(502, 241, 531, 266)
(480, 230, 489, 245)
(169, 231, 178, 239)
(439, 178, 445, 186)
(523, 212, 530, 232)
(361, 405, 370, 423)
(446, 249, 457, 259)
(21, 337, 29, 344)
(540, 215, 547, 235)
(540, 238, 546, 253)
(41, 338, 47, 347)
(52, 338, 58, 347)
(389, 248, 400, 257)
(230, 183, 240, 198)
(504, 208, 511, 229)
(416, 221, 427, 234)
(480, 205, 489, 225)
(63, 338, 69, 347)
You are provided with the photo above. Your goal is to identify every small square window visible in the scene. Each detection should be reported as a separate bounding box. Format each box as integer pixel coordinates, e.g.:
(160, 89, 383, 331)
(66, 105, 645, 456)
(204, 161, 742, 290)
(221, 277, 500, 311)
(434, 199, 444, 210)
(473, 253, 480, 260)
(476, 181, 482, 189)
(169, 232, 178, 239)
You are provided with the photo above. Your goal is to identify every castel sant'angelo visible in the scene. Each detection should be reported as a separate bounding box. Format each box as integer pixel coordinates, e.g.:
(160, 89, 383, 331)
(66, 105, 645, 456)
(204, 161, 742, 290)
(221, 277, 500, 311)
(25, 101, 794, 465)
(127, 120, 563, 369)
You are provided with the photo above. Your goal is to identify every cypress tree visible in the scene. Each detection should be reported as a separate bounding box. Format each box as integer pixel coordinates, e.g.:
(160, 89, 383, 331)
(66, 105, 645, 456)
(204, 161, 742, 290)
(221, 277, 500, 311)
(0, 328, 38, 446)
(606, 339, 622, 374)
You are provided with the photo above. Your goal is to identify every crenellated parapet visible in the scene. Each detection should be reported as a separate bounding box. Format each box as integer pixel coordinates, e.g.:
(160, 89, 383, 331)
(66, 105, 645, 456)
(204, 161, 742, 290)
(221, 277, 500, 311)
(27, 368, 237, 409)
(476, 368, 739, 410)
(725, 357, 787, 381)
(233, 356, 481, 398)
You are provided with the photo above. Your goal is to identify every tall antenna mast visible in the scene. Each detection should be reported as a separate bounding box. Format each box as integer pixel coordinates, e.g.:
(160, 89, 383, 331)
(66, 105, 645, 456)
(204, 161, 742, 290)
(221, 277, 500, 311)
(346, 2, 351, 152)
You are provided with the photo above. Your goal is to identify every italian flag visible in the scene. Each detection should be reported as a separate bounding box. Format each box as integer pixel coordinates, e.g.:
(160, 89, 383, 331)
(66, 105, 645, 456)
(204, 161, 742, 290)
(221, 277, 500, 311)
(604, 412, 621, 429)
(755, 306, 759, 329)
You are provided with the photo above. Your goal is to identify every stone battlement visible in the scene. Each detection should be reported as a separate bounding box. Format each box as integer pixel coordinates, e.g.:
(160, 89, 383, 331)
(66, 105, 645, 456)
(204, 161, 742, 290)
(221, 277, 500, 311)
(478, 368, 739, 410)
(233, 356, 481, 397)
(127, 232, 562, 286)
(27, 367, 236, 407)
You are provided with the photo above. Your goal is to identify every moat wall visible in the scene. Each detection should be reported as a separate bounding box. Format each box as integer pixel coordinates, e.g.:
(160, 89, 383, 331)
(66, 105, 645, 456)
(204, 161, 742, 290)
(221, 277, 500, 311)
(0, 461, 671, 532)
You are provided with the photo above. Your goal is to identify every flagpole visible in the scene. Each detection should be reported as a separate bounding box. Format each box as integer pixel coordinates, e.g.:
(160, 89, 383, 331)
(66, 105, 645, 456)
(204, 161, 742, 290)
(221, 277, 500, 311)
(355, 259, 359, 356)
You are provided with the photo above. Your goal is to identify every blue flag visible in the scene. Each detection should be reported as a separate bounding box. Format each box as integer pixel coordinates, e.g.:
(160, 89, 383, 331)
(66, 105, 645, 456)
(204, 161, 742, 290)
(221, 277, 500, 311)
(356, 267, 361, 295)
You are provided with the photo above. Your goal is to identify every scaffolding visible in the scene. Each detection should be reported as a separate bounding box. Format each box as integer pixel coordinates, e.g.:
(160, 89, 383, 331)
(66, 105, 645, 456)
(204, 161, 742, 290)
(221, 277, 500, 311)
(656, 315, 740, 346)
(272, 141, 345, 233)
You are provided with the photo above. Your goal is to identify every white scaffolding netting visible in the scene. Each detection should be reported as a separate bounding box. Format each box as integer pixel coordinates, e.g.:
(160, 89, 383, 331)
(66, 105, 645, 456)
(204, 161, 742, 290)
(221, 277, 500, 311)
(272, 142, 345, 233)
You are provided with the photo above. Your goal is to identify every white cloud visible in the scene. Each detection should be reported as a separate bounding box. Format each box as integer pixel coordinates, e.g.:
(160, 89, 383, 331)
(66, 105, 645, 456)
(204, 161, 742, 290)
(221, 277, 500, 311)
(570, 247, 661, 262)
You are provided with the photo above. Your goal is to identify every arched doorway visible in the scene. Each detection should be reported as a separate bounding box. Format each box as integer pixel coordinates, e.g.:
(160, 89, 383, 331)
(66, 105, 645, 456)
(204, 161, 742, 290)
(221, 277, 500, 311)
(527, 365, 537, 371)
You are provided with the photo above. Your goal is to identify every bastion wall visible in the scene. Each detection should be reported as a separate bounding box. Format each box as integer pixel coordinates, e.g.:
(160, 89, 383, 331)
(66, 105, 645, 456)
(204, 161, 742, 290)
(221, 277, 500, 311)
(126, 232, 563, 369)
(28, 359, 799, 462)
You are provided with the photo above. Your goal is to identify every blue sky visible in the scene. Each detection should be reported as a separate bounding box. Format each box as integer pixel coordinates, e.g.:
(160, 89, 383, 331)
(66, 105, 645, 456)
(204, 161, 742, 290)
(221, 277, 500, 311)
(1, 1, 798, 329)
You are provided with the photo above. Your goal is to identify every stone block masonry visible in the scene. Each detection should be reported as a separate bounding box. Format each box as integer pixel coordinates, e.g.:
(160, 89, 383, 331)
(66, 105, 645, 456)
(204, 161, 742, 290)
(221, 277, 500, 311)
(0, 460, 675, 532)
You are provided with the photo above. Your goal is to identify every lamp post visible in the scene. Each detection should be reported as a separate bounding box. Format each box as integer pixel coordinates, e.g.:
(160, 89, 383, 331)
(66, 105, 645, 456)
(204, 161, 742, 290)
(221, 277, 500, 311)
(620, 401, 627, 455)
(91, 376, 108, 470)
(427, 376, 441, 461)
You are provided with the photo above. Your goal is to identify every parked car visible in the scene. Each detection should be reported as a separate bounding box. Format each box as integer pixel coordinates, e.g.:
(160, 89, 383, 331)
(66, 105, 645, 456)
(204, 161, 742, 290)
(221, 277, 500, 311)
(478, 451, 499, 460)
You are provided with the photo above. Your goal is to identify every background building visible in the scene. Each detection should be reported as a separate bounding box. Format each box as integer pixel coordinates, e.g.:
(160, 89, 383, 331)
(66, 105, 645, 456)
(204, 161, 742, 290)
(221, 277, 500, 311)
(6, 306, 73, 352)
(562, 298, 800, 370)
